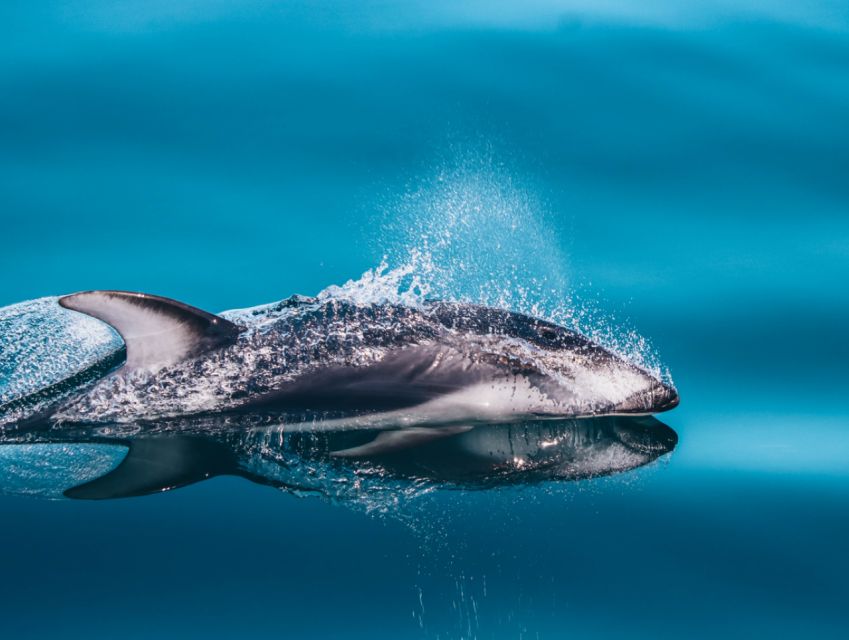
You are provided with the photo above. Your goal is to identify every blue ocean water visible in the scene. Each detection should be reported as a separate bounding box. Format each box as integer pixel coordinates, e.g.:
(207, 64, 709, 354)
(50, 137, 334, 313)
(2, 2, 849, 638)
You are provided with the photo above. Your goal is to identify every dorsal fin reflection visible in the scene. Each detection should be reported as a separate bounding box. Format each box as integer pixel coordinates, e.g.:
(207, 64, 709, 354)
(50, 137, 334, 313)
(63, 437, 239, 500)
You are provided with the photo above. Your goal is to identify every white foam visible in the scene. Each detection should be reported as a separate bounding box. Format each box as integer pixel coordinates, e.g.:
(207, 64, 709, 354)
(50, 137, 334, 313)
(0, 297, 122, 416)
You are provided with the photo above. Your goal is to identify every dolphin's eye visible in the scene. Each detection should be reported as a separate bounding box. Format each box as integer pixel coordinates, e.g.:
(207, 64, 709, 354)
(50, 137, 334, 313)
(535, 327, 559, 343)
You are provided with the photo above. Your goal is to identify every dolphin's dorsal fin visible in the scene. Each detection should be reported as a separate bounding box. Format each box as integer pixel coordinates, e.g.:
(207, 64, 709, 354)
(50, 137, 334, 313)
(59, 290, 241, 371)
(63, 436, 237, 500)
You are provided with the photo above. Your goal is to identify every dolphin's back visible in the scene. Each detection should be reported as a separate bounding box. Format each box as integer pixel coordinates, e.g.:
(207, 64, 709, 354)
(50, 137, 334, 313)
(33, 293, 676, 425)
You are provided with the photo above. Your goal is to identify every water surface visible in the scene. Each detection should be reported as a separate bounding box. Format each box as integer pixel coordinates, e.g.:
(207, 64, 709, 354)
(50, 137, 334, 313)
(1, 2, 848, 638)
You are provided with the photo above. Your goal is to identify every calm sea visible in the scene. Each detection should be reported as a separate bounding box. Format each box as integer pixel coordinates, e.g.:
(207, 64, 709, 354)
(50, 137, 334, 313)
(1, 2, 848, 638)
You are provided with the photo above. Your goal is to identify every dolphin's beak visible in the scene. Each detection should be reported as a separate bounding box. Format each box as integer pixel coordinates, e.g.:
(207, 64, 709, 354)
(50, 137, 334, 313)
(618, 377, 679, 414)
(654, 382, 679, 412)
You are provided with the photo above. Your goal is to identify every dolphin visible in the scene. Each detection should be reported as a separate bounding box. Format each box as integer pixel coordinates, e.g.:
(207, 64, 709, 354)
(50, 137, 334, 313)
(8, 290, 678, 437)
(0, 415, 678, 500)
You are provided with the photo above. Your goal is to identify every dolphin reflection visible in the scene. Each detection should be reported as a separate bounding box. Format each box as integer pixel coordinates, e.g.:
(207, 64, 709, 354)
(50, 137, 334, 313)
(0, 415, 677, 501)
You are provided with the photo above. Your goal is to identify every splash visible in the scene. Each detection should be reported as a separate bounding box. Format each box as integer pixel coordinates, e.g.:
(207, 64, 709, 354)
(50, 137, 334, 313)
(376, 148, 570, 317)
(317, 249, 437, 308)
(344, 149, 669, 379)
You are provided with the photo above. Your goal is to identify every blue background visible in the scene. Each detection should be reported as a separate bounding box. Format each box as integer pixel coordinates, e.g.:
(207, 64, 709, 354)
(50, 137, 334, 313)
(2, 2, 848, 638)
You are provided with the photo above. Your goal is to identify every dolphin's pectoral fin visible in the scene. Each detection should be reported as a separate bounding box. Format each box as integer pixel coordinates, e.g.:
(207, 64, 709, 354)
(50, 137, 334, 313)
(58, 290, 241, 371)
(63, 436, 237, 500)
(330, 425, 473, 458)
(246, 346, 497, 412)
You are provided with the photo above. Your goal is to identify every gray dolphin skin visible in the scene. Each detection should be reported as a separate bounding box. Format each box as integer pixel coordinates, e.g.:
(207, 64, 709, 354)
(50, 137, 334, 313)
(0, 415, 678, 500)
(33, 290, 679, 428)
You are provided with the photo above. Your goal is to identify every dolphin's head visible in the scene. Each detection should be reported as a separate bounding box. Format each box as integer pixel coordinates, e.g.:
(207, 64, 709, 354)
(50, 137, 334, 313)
(518, 315, 679, 416)
(430, 304, 679, 418)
